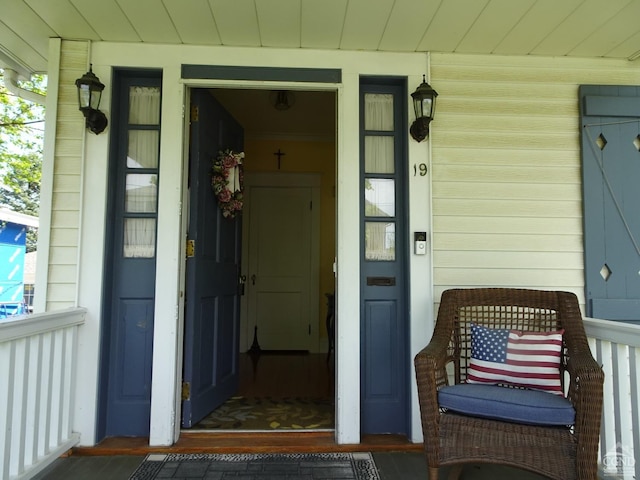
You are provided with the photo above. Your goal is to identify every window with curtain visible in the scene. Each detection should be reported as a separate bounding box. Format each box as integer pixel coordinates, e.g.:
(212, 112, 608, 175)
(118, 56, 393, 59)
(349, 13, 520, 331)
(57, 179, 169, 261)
(363, 93, 396, 261)
(123, 86, 161, 258)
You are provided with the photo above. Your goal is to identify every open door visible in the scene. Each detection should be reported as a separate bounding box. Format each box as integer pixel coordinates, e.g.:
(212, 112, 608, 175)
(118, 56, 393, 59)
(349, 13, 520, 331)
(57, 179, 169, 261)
(182, 89, 244, 428)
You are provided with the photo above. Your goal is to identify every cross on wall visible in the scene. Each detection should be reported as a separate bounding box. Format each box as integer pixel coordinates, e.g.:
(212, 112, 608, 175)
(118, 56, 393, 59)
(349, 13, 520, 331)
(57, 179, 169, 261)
(273, 149, 285, 169)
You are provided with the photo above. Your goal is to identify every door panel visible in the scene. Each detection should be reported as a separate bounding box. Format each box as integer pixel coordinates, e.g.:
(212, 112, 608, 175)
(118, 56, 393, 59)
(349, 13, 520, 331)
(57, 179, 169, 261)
(101, 72, 162, 438)
(581, 86, 640, 322)
(182, 89, 244, 428)
(360, 80, 408, 434)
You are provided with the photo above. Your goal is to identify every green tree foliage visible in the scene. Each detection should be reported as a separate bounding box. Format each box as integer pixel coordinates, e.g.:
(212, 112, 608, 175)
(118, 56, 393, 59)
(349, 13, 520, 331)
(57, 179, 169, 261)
(0, 70, 46, 252)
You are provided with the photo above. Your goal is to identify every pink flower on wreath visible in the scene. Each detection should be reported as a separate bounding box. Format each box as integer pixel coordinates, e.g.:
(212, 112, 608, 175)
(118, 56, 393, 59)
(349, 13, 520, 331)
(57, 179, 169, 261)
(218, 188, 232, 203)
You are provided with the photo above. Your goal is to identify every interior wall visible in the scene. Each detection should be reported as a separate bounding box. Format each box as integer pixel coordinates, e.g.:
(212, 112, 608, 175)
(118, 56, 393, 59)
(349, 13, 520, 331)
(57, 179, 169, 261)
(243, 138, 336, 342)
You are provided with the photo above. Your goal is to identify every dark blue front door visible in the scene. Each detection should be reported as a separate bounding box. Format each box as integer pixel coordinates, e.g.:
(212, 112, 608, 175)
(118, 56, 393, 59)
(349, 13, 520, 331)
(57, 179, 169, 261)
(359, 79, 409, 434)
(181, 89, 244, 427)
(101, 71, 162, 437)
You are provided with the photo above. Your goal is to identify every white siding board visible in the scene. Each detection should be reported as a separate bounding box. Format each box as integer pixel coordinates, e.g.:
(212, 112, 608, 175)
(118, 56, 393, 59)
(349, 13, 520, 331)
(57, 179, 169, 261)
(434, 216, 583, 235)
(46, 283, 79, 300)
(433, 233, 583, 253)
(430, 52, 640, 301)
(51, 211, 80, 229)
(54, 139, 84, 157)
(48, 265, 78, 283)
(52, 159, 81, 175)
(433, 182, 580, 201)
(433, 148, 578, 168)
(50, 229, 80, 247)
(436, 114, 576, 135)
(433, 199, 581, 218)
(436, 268, 584, 288)
(433, 165, 580, 184)
(53, 176, 82, 193)
(48, 246, 79, 265)
(437, 251, 584, 270)
(52, 193, 81, 211)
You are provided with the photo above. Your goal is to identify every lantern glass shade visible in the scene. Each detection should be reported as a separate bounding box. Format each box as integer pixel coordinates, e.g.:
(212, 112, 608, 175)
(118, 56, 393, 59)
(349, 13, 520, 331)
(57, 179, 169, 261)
(411, 77, 437, 121)
(75, 66, 105, 111)
(75, 65, 108, 134)
(414, 96, 434, 120)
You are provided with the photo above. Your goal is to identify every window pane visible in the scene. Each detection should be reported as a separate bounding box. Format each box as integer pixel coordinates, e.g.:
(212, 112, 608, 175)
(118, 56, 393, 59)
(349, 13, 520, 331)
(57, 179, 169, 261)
(365, 178, 395, 217)
(365, 222, 395, 261)
(123, 218, 156, 258)
(128, 131, 159, 169)
(365, 136, 394, 174)
(364, 93, 393, 131)
(129, 86, 161, 125)
(125, 174, 158, 213)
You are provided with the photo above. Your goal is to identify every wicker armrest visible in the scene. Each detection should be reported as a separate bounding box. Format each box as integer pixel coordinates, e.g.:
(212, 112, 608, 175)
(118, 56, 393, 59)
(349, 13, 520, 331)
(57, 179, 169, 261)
(565, 348, 604, 425)
(415, 334, 452, 436)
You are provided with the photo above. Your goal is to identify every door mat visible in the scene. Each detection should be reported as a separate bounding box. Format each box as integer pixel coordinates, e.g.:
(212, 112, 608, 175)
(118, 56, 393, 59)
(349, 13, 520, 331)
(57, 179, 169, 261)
(129, 452, 380, 479)
(192, 396, 334, 430)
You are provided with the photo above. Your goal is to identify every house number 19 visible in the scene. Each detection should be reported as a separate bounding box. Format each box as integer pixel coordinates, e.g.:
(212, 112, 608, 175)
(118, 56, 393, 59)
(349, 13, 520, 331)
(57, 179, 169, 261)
(414, 163, 428, 176)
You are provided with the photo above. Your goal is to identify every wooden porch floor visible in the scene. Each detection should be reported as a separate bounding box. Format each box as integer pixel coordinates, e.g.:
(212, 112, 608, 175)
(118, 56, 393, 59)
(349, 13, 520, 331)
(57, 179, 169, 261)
(35, 353, 547, 479)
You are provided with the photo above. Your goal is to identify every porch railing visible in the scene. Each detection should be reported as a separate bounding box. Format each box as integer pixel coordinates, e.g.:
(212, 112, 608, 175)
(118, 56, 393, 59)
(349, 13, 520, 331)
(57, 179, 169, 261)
(584, 317, 640, 480)
(0, 308, 86, 480)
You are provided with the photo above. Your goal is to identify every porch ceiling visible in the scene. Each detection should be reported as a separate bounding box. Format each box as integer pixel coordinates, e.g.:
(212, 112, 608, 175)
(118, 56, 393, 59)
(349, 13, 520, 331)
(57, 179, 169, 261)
(1, 0, 640, 77)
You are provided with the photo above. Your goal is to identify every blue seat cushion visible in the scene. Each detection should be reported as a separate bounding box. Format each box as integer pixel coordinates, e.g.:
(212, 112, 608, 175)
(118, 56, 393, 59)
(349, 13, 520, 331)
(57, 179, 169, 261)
(438, 384, 575, 426)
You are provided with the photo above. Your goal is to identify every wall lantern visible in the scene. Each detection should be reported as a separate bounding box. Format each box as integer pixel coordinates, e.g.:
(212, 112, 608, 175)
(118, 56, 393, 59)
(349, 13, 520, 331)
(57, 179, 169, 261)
(410, 75, 438, 142)
(75, 65, 108, 134)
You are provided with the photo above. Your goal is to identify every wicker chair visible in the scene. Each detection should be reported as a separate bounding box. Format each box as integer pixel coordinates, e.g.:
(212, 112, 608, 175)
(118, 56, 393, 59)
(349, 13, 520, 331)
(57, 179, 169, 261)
(414, 288, 604, 480)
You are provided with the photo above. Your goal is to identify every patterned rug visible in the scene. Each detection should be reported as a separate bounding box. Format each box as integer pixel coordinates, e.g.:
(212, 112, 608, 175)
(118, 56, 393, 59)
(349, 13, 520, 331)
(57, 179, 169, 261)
(129, 452, 380, 479)
(193, 396, 335, 430)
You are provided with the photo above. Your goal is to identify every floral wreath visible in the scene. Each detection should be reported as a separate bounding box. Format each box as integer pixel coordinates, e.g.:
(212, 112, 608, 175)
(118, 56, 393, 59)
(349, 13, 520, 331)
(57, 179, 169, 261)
(212, 149, 244, 218)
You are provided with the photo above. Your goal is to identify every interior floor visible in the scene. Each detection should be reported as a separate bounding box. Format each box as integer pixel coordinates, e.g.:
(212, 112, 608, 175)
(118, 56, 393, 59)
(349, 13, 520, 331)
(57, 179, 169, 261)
(191, 352, 335, 430)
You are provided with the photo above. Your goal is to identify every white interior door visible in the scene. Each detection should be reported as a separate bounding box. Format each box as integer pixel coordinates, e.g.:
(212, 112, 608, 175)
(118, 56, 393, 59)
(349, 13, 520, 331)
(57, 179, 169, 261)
(244, 177, 320, 351)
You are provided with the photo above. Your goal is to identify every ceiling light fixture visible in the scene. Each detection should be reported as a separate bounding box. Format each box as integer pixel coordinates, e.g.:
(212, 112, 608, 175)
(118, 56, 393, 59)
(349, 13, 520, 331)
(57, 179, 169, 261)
(270, 90, 295, 110)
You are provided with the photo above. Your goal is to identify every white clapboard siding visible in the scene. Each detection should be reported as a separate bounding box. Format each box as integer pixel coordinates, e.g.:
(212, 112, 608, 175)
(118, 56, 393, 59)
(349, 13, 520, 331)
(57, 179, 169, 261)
(46, 40, 88, 310)
(430, 53, 640, 307)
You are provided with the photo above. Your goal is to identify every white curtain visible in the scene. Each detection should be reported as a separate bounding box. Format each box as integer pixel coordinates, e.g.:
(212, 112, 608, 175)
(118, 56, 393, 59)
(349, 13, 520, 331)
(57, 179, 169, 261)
(364, 93, 393, 131)
(364, 94, 394, 174)
(124, 219, 156, 258)
(124, 86, 161, 258)
(363, 93, 396, 261)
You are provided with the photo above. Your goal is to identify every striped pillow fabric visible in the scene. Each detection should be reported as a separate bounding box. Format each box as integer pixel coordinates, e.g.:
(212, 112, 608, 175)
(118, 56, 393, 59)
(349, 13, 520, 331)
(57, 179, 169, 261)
(467, 323, 565, 396)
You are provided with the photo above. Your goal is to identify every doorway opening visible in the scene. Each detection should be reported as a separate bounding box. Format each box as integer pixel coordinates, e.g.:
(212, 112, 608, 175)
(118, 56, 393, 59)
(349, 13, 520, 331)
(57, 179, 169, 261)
(182, 87, 337, 431)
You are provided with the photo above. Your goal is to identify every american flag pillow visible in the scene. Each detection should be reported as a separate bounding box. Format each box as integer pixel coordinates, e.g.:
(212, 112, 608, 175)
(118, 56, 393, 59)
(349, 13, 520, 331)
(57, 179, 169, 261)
(467, 323, 565, 396)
